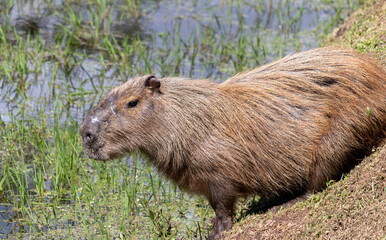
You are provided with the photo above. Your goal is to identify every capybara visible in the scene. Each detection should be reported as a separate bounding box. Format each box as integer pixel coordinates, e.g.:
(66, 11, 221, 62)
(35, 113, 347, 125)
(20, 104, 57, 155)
(80, 47, 386, 239)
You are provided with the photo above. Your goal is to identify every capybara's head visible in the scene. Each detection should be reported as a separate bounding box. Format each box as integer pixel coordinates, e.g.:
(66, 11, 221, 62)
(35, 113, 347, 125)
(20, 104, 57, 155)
(80, 75, 162, 160)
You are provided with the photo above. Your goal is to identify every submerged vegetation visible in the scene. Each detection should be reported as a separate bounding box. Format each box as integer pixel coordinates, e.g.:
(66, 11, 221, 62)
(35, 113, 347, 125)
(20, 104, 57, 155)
(0, 0, 360, 238)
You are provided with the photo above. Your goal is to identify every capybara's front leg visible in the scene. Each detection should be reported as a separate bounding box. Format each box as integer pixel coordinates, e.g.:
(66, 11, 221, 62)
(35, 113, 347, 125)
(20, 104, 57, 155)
(208, 185, 235, 240)
(208, 210, 233, 240)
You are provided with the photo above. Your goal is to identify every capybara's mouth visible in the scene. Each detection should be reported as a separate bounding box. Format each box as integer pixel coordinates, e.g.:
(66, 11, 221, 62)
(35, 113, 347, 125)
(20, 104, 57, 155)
(83, 143, 108, 161)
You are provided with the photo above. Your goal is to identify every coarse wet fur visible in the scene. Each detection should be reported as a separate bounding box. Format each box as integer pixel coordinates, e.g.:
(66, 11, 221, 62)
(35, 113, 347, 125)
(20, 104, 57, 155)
(80, 47, 386, 239)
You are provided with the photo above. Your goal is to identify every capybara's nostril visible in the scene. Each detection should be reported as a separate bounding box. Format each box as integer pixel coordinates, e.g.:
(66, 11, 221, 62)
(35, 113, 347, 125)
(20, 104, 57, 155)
(83, 130, 95, 144)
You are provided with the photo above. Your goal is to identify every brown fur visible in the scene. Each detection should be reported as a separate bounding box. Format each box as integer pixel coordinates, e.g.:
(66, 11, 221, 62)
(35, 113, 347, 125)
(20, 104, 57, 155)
(80, 47, 386, 239)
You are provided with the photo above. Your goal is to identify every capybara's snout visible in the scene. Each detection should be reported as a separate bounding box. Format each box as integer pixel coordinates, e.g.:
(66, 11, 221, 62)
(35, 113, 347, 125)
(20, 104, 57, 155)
(80, 108, 111, 160)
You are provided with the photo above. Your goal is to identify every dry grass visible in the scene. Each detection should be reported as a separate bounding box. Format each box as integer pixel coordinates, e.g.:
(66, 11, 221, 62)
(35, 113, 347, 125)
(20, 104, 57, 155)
(327, 0, 386, 65)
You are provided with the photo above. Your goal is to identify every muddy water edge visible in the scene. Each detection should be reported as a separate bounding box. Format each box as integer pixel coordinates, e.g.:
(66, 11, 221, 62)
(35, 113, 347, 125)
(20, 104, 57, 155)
(0, 0, 360, 239)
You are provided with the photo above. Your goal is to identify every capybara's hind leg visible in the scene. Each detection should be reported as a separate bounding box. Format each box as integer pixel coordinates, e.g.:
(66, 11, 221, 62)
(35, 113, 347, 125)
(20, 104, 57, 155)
(307, 124, 370, 192)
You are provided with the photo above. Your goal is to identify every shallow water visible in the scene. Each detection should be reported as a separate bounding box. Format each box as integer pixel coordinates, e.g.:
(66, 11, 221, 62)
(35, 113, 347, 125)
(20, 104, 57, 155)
(0, 0, 358, 124)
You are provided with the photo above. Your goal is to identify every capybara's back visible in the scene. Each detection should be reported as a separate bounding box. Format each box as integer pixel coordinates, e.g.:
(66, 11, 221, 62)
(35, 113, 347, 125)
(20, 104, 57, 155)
(222, 48, 386, 194)
(80, 47, 386, 239)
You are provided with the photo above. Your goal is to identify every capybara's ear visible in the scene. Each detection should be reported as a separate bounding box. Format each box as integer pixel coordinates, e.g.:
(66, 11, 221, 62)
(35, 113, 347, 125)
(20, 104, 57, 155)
(145, 75, 161, 93)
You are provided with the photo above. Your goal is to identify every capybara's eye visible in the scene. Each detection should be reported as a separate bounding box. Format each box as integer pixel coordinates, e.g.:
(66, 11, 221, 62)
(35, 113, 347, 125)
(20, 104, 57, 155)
(126, 99, 139, 108)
